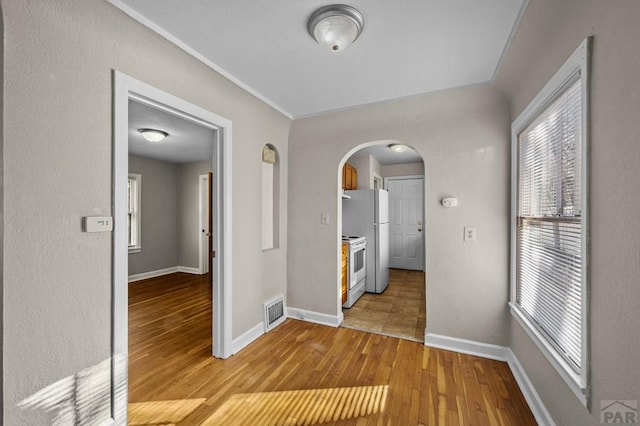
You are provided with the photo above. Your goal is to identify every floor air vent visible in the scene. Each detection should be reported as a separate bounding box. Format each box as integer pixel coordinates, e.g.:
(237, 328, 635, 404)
(264, 296, 286, 332)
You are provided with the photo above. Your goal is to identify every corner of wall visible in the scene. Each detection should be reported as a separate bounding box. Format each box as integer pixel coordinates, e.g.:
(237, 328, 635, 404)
(286, 307, 343, 328)
(424, 333, 555, 426)
(505, 348, 556, 426)
(231, 322, 264, 355)
(1, 0, 5, 416)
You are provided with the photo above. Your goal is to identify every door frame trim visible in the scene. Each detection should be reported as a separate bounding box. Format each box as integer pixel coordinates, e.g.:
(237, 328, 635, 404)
(112, 71, 233, 423)
(198, 174, 210, 274)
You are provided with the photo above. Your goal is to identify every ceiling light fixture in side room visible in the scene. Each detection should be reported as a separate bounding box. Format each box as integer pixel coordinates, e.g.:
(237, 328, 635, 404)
(307, 4, 364, 52)
(138, 128, 168, 143)
(388, 143, 408, 153)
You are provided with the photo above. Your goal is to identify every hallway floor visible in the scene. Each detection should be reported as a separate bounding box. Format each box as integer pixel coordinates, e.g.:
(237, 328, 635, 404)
(341, 269, 426, 342)
(127, 274, 535, 425)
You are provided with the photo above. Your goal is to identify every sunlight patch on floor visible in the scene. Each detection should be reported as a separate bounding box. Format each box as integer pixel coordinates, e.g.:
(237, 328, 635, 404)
(128, 398, 206, 425)
(202, 385, 389, 425)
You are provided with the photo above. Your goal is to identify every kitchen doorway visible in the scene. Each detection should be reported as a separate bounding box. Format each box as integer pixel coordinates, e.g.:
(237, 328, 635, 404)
(338, 141, 427, 343)
(112, 72, 233, 421)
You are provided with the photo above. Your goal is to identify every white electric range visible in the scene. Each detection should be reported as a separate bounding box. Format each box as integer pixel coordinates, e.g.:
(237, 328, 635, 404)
(342, 236, 366, 308)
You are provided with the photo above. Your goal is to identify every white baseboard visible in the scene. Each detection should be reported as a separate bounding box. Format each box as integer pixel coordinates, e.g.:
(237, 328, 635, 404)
(424, 333, 509, 361)
(287, 307, 343, 327)
(128, 266, 204, 282)
(231, 322, 264, 355)
(423, 333, 554, 426)
(506, 348, 556, 426)
(128, 267, 178, 283)
(178, 266, 201, 275)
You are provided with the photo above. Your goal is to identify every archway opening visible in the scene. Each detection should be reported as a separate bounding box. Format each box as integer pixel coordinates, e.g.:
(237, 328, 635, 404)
(337, 140, 427, 342)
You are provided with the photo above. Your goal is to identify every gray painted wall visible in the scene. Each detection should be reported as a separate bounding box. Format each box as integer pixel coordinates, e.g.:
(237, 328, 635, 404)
(2, 0, 290, 423)
(288, 85, 511, 346)
(0, 2, 4, 415)
(178, 161, 213, 269)
(494, 0, 640, 424)
(128, 155, 179, 276)
(371, 157, 382, 183)
(127, 157, 213, 275)
(382, 162, 425, 178)
(348, 155, 384, 189)
(347, 156, 370, 189)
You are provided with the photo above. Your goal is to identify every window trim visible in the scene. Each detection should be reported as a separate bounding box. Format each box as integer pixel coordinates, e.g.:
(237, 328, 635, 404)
(128, 173, 142, 254)
(510, 37, 591, 407)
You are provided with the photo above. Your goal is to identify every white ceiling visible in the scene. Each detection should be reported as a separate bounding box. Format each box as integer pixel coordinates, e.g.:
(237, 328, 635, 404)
(128, 99, 422, 165)
(112, 0, 526, 118)
(128, 100, 214, 163)
(351, 144, 422, 165)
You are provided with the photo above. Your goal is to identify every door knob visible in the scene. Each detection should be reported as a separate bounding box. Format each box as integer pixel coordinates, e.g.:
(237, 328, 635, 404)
(418, 228, 422, 232)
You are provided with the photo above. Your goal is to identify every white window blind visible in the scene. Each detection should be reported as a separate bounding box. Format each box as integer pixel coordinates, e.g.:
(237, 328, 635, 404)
(128, 178, 133, 245)
(128, 174, 141, 252)
(516, 77, 583, 373)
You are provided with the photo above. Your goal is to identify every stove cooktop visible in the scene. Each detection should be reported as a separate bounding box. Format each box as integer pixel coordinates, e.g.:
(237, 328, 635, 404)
(342, 235, 366, 244)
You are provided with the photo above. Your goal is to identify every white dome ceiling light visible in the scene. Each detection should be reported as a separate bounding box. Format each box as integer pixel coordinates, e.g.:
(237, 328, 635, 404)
(307, 4, 364, 53)
(388, 143, 409, 154)
(138, 128, 168, 143)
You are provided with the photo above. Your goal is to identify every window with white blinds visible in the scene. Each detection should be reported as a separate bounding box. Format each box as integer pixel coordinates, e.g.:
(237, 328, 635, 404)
(511, 38, 589, 403)
(517, 77, 583, 372)
(128, 173, 142, 253)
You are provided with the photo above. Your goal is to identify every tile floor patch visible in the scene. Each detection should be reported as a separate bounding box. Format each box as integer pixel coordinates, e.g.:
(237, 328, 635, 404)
(341, 269, 425, 341)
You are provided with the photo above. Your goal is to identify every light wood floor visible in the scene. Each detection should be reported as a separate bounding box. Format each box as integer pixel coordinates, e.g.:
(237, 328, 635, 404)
(128, 273, 536, 425)
(342, 269, 426, 342)
(128, 272, 212, 402)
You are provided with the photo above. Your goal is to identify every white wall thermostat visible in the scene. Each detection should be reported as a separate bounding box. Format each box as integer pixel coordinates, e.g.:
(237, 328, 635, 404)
(83, 216, 113, 233)
(441, 197, 458, 208)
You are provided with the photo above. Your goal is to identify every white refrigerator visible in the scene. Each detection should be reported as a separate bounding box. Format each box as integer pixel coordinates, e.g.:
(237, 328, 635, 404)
(342, 189, 389, 294)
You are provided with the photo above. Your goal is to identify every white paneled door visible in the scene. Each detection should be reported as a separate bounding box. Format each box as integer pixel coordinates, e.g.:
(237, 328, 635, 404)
(388, 178, 424, 270)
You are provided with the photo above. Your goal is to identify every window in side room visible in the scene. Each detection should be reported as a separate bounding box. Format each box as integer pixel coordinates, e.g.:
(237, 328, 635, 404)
(128, 173, 142, 253)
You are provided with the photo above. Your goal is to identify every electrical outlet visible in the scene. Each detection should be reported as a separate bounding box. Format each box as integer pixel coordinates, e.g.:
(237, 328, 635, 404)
(464, 226, 477, 242)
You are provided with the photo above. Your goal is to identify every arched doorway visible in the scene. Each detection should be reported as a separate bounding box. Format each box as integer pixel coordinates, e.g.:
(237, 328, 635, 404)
(337, 140, 427, 342)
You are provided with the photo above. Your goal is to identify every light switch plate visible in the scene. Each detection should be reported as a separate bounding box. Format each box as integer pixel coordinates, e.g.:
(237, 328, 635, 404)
(320, 212, 330, 225)
(83, 216, 113, 232)
(464, 226, 476, 242)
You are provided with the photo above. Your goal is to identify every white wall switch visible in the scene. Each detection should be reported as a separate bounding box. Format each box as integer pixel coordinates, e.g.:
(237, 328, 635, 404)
(83, 216, 113, 232)
(320, 212, 330, 225)
(464, 226, 476, 242)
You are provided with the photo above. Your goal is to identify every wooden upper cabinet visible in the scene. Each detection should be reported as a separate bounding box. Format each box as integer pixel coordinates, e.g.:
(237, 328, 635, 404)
(342, 165, 347, 189)
(342, 164, 358, 190)
(345, 164, 353, 189)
